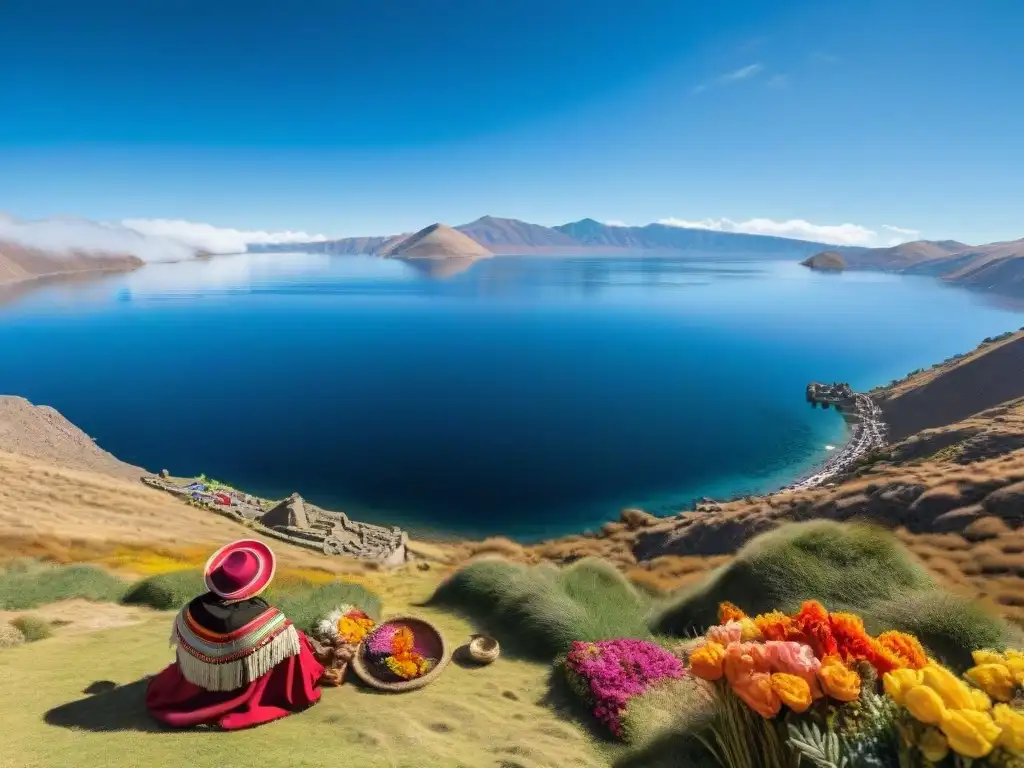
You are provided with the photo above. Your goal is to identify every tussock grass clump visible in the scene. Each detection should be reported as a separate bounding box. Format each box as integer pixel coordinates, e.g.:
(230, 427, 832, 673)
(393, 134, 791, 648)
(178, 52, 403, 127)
(273, 581, 382, 634)
(11, 615, 55, 642)
(428, 557, 653, 659)
(121, 569, 202, 611)
(0, 559, 127, 610)
(654, 520, 1024, 671)
(863, 590, 1024, 671)
(653, 521, 933, 637)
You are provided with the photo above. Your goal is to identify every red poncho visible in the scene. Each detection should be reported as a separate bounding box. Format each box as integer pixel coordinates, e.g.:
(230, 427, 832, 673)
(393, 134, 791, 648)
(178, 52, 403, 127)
(146, 593, 324, 730)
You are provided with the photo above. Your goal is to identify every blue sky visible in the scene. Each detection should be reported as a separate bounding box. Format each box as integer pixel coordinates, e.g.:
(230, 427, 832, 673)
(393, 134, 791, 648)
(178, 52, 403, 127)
(1, 0, 1022, 246)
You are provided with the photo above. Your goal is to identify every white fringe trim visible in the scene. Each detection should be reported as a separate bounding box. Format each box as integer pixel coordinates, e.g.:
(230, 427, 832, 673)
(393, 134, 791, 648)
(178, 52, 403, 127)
(175, 625, 302, 692)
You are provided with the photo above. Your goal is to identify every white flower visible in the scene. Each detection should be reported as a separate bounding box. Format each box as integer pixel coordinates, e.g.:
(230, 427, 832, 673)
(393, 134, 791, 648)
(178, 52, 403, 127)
(316, 619, 338, 639)
(316, 604, 358, 640)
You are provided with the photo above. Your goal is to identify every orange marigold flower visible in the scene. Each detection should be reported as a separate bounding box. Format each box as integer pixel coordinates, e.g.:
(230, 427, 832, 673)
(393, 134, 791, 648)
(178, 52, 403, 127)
(754, 611, 795, 642)
(393, 626, 415, 656)
(719, 601, 747, 624)
(689, 642, 727, 681)
(817, 655, 862, 702)
(829, 612, 875, 663)
(793, 601, 838, 659)
(876, 631, 927, 670)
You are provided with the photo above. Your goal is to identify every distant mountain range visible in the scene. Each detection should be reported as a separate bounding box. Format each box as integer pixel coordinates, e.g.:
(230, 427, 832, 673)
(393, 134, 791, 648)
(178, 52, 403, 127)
(251, 215, 848, 259)
(832, 238, 1024, 299)
(249, 214, 1024, 300)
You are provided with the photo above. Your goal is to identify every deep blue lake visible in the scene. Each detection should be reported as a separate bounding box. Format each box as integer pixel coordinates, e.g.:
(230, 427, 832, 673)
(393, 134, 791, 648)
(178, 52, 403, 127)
(1, 253, 1020, 540)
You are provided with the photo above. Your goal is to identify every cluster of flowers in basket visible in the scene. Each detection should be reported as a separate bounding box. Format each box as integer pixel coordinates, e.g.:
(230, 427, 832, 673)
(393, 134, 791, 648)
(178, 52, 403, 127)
(315, 604, 376, 646)
(685, 600, 1024, 767)
(365, 623, 436, 680)
(563, 638, 686, 738)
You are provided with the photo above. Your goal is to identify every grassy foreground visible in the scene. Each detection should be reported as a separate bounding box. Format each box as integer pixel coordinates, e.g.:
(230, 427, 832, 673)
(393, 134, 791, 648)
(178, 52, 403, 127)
(4, 520, 1024, 768)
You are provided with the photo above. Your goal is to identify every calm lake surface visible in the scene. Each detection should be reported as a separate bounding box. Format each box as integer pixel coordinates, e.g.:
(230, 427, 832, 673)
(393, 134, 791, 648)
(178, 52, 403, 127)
(1, 253, 1020, 540)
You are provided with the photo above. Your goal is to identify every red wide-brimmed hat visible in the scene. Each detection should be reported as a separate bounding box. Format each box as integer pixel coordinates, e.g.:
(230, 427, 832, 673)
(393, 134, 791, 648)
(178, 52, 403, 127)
(203, 539, 276, 600)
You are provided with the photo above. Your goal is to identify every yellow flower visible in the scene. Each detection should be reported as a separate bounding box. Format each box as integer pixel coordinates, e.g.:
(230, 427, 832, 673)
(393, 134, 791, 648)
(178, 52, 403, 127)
(922, 664, 975, 710)
(940, 709, 1000, 759)
(883, 668, 923, 706)
(817, 658, 861, 702)
(971, 688, 993, 712)
(904, 685, 948, 725)
(973, 649, 1006, 666)
(738, 617, 762, 642)
(966, 663, 1016, 703)
(689, 642, 727, 681)
(918, 727, 949, 763)
(770, 673, 813, 713)
(993, 703, 1024, 751)
(1007, 657, 1024, 686)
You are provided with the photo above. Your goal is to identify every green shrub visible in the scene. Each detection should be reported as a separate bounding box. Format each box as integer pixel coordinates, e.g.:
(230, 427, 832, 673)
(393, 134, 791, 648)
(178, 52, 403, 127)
(428, 557, 653, 660)
(121, 569, 203, 610)
(653, 521, 933, 637)
(0, 559, 127, 610)
(273, 581, 382, 634)
(11, 614, 54, 642)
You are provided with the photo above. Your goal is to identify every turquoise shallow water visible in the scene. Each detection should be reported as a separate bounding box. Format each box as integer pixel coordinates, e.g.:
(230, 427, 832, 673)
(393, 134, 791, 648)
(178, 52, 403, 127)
(0, 253, 1020, 540)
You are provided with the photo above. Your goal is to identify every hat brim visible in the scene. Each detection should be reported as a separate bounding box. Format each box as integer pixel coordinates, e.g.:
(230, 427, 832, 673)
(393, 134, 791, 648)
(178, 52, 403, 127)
(203, 539, 276, 600)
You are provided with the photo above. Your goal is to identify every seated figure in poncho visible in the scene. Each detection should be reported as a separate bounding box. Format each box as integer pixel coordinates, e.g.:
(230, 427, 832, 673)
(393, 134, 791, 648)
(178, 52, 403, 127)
(145, 539, 325, 730)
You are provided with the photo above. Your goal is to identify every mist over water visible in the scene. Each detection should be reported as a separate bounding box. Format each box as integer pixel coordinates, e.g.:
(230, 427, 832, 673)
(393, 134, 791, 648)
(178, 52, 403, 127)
(0, 254, 1020, 540)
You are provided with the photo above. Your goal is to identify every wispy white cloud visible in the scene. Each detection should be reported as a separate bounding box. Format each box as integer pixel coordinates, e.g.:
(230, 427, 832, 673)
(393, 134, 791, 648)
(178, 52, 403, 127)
(882, 224, 920, 237)
(766, 74, 789, 89)
(604, 220, 629, 227)
(722, 63, 764, 82)
(121, 219, 326, 255)
(693, 62, 764, 94)
(656, 216, 905, 247)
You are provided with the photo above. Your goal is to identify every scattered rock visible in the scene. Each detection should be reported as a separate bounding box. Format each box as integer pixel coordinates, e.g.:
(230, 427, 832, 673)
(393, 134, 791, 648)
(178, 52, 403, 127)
(159, 468, 169, 478)
(416, 561, 431, 571)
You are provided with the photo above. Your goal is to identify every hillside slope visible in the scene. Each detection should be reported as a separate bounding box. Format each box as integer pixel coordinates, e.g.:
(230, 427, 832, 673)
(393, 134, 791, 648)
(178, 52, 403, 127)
(0, 397, 144, 480)
(379, 223, 492, 259)
(0, 240, 143, 287)
(455, 215, 578, 252)
(875, 330, 1024, 440)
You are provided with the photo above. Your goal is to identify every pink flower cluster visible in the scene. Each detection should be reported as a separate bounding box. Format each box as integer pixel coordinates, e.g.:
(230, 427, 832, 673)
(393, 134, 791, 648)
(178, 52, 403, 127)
(366, 624, 400, 657)
(564, 639, 686, 737)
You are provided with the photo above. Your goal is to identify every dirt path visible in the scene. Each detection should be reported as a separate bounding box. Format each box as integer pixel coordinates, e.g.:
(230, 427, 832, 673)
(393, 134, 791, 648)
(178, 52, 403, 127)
(0, 598, 159, 635)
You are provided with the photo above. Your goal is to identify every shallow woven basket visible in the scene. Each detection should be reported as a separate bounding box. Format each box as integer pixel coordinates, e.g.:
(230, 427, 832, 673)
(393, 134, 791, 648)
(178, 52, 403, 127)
(351, 615, 451, 693)
(467, 635, 500, 664)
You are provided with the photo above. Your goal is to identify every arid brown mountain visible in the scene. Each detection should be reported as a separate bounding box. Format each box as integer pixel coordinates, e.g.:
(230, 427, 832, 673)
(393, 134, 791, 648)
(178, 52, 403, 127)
(252, 216, 848, 259)
(810, 238, 1024, 299)
(553, 218, 838, 257)
(801, 251, 846, 270)
(379, 223, 492, 259)
(0, 240, 143, 287)
(455, 215, 578, 253)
